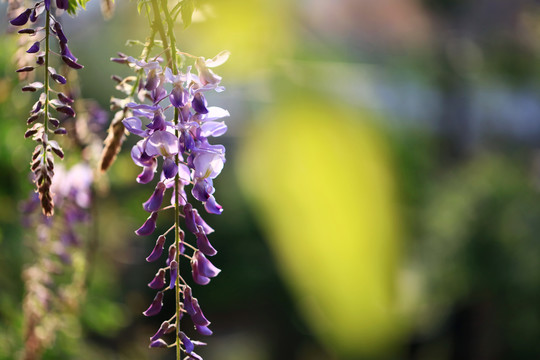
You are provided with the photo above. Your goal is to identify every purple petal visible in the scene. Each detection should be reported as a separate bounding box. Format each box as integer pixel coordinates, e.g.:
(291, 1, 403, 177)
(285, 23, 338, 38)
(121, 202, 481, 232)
(143, 182, 166, 212)
(143, 291, 164, 316)
(170, 86, 187, 108)
(183, 287, 197, 315)
(165, 244, 176, 267)
(191, 302, 210, 326)
(195, 227, 217, 256)
(183, 203, 198, 234)
(56, 0, 69, 10)
(56, 105, 75, 117)
(194, 209, 214, 234)
(27, 42, 40, 54)
(192, 180, 212, 202)
(122, 117, 147, 137)
(204, 195, 223, 215)
(192, 92, 209, 114)
(169, 260, 178, 289)
(53, 22, 68, 43)
(62, 56, 84, 69)
(57, 92, 73, 104)
(146, 235, 166, 262)
(150, 321, 171, 342)
(135, 212, 158, 236)
(186, 352, 203, 360)
(195, 325, 213, 336)
(145, 69, 160, 91)
(200, 121, 227, 137)
(148, 269, 166, 289)
(149, 339, 168, 348)
(52, 74, 67, 84)
(146, 131, 179, 157)
(193, 152, 224, 180)
(163, 157, 178, 179)
(193, 250, 220, 278)
(146, 113, 167, 131)
(191, 265, 210, 286)
(44, 0, 51, 10)
(126, 102, 160, 111)
(10, 9, 31, 26)
(180, 332, 194, 353)
(137, 159, 157, 184)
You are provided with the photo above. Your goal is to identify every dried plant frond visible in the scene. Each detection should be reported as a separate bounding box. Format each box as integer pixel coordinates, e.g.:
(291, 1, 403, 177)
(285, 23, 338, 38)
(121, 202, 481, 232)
(98, 109, 126, 173)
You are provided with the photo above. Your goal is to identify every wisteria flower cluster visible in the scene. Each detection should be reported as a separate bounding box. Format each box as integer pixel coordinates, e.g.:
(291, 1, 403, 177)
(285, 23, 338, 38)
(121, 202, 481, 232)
(20, 163, 93, 359)
(111, 48, 229, 358)
(10, 0, 82, 216)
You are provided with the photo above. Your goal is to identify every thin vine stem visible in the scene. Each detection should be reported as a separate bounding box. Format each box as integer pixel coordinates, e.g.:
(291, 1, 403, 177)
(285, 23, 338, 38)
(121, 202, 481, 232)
(150, 0, 182, 357)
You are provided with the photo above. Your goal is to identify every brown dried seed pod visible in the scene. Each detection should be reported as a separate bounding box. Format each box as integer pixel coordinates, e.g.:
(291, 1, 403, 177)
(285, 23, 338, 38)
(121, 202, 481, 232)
(98, 110, 126, 173)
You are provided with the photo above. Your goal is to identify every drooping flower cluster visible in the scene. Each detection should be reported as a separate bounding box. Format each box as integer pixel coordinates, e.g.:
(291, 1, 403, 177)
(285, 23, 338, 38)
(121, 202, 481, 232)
(10, 0, 83, 216)
(20, 163, 93, 359)
(112, 50, 229, 358)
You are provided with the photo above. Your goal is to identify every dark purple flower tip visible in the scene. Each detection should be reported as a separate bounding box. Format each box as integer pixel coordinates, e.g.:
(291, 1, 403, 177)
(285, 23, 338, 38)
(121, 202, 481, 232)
(30, 8, 40, 22)
(22, 82, 44, 92)
(143, 291, 164, 316)
(18, 28, 36, 34)
(48, 118, 60, 127)
(146, 113, 167, 131)
(27, 42, 40, 54)
(195, 227, 217, 256)
(183, 203, 198, 234)
(180, 130, 195, 153)
(145, 69, 160, 91)
(10, 9, 32, 26)
(150, 321, 171, 342)
(56, 0, 69, 10)
(193, 250, 221, 278)
(135, 212, 159, 236)
(163, 157, 178, 179)
(169, 260, 178, 290)
(192, 92, 209, 114)
(137, 159, 157, 184)
(16, 66, 34, 73)
(54, 128, 67, 135)
(44, 0, 51, 11)
(57, 92, 74, 104)
(195, 325, 213, 336)
(146, 235, 166, 262)
(36, 54, 45, 66)
(204, 195, 223, 215)
(53, 22, 68, 43)
(180, 332, 194, 353)
(27, 113, 40, 125)
(192, 180, 212, 202)
(52, 74, 67, 84)
(170, 86, 187, 108)
(148, 269, 166, 289)
(56, 105, 75, 117)
(149, 339, 168, 348)
(165, 244, 176, 267)
(143, 182, 166, 212)
(62, 55, 84, 69)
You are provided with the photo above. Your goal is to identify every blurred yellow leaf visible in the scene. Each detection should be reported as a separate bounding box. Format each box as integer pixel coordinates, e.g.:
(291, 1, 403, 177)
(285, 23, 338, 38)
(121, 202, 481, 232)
(237, 94, 405, 357)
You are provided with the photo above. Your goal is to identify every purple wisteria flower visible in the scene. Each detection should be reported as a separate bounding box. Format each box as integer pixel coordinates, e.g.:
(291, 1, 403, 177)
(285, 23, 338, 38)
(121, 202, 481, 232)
(115, 49, 229, 357)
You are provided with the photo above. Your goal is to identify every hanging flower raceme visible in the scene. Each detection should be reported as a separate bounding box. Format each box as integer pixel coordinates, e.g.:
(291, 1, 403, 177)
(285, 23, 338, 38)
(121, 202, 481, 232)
(116, 49, 229, 358)
(10, 0, 83, 216)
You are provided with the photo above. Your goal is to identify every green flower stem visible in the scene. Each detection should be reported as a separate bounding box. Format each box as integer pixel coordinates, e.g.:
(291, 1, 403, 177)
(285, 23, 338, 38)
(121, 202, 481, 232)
(150, 1, 181, 358)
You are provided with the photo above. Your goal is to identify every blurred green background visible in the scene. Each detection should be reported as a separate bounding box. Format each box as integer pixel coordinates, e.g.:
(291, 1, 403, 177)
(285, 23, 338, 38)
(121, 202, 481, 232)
(2, 0, 540, 359)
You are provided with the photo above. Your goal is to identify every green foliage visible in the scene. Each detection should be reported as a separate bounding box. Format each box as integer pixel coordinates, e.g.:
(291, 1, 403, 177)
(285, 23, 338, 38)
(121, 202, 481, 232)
(180, 0, 195, 28)
(67, 0, 94, 15)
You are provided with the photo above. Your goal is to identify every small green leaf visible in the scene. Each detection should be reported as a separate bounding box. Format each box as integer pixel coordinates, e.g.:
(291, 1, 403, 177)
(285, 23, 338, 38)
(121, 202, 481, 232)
(181, 0, 195, 29)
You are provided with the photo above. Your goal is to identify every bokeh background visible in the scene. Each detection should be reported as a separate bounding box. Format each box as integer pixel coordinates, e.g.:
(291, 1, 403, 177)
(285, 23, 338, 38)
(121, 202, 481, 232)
(1, 0, 540, 359)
